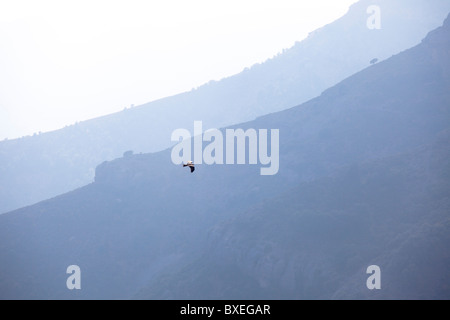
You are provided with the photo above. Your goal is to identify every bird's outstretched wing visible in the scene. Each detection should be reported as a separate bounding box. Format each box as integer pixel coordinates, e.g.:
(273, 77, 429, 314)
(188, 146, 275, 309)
(190, 166, 195, 173)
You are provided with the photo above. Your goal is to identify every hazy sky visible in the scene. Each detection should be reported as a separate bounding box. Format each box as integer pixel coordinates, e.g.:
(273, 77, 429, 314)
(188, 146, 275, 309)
(0, 0, 358, 140)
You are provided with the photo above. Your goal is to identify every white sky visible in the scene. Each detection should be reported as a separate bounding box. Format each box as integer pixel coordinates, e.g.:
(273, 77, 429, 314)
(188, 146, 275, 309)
(0, 0, 358, 140)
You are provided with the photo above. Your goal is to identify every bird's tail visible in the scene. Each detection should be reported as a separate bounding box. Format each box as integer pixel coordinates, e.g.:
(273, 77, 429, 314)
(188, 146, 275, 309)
(183, 164, 187, 167)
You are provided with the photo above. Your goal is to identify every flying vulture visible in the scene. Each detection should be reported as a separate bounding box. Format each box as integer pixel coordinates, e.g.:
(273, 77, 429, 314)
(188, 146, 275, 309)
(183, 161, 195, 173)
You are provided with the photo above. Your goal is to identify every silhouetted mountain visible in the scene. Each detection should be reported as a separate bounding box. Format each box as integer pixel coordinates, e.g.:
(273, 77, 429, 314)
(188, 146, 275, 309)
(136, 15, 450, 299)
(1, 0, 449, 214)
(138, 131, 450, 299)
(1, 12, 449, 300)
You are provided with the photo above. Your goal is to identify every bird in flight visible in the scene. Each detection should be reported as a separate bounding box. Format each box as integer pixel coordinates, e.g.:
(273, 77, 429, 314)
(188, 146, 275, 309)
(183, 161, 195, 173)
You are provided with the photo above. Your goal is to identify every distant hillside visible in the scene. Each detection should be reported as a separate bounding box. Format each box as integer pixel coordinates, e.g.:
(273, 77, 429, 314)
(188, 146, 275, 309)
(0, 13, 449, 300)
(1, 0, 450, 214)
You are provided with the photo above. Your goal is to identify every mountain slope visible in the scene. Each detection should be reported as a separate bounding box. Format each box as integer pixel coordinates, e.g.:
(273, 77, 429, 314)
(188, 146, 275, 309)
(1, 0, 450, 214)
(138, 130, 450, 299)
(0, 12, 449, 300)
